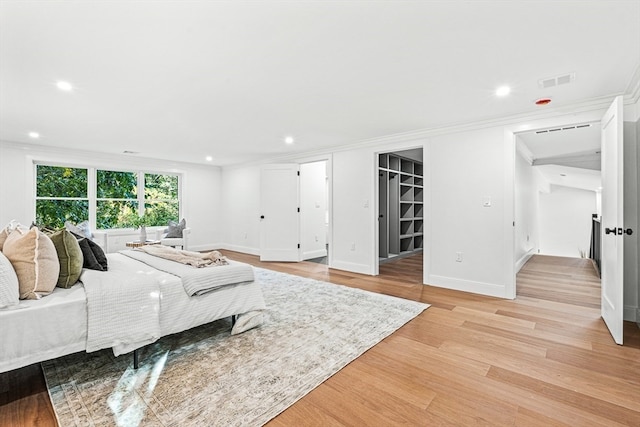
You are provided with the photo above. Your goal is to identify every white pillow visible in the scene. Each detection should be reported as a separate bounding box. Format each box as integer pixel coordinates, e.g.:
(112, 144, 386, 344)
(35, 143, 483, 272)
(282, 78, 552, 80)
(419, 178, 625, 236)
(64, 220, 93, 240)
(0, 251, 19, 308)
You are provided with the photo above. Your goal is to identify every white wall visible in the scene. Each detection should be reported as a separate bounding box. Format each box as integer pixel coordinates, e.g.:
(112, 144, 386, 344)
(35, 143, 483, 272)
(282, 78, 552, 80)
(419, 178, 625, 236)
(300, 161, 327, 260)
(538, 185, 596, 258)
(623, 119, 639, 322)
(220, 165, 262, 255)
(0, 141, 223, 252)
(637, 117, 640, 325)
(425, 126, 513, 298)
(514, 142, 539, 271)
(331, 148, 377, 274)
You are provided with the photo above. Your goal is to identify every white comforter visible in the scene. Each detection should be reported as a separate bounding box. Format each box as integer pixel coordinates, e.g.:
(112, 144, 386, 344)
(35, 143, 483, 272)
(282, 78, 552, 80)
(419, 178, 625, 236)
(120, 249, 255, 296)
(80, 254, 169, 356)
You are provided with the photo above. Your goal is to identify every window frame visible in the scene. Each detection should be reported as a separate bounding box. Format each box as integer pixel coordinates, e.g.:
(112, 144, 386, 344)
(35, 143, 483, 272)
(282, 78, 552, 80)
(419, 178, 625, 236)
(33, 160, 182, 231)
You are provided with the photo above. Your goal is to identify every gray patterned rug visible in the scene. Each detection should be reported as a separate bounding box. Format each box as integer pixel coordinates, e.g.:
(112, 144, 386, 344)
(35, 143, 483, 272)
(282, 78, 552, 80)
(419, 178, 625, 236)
(43, 268, 429, 426)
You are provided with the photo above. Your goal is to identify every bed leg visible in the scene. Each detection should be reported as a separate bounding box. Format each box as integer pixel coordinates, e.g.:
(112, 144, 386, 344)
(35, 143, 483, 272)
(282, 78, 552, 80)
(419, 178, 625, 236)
(231, 314, 237, 327)
(133, 349, 139, 369)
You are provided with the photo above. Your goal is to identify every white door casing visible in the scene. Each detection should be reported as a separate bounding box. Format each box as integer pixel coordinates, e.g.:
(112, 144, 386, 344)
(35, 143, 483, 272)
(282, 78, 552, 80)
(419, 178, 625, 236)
(259, 164, 300, 262)
(600, 96, 624, 345)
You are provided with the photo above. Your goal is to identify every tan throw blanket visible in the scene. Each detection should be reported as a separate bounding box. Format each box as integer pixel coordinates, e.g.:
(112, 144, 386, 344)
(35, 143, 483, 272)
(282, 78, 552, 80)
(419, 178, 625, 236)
(134, 245, 228, 268)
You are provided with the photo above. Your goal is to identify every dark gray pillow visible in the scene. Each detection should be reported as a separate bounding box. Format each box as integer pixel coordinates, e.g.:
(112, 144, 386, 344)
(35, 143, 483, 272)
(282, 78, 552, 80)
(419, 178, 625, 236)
(72, 232, 108, 271)
(165, 219, 186, 238)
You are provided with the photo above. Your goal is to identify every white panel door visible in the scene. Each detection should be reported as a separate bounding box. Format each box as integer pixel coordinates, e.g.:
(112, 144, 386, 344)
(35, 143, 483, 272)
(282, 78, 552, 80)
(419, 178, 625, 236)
(600, 96, 624, 345)
(260, 164, 300, 261)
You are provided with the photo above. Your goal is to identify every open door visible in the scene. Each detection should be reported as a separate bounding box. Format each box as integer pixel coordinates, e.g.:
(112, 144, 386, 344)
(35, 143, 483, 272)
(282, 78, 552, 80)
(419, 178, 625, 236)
(259, 164, 300, 261)
(600, 96, 625, 345)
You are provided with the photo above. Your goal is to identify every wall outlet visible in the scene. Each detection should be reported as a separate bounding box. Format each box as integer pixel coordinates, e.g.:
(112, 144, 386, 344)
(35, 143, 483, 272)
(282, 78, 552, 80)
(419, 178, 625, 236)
(244, 232, 248, 240)
(456, 252, 463, 262)
(351, 242, 356, 251)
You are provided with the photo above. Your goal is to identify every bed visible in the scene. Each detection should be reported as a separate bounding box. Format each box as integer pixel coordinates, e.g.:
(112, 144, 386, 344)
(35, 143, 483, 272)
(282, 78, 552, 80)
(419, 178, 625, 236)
(0, 251, 266, 374)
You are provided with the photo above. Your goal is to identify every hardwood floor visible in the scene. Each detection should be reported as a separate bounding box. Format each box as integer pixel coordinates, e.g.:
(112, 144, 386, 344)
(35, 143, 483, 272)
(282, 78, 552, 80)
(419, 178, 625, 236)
(1, 252, 639, 426)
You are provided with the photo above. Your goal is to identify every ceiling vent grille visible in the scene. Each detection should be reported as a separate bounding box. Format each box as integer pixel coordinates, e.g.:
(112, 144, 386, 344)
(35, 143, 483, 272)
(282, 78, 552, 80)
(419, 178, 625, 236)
(535, 123, 591, 134)
(538, 72, 575, 89)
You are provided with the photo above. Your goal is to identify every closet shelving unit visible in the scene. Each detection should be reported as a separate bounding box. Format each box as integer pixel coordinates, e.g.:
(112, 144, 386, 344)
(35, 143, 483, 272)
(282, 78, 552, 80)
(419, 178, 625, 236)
(379, 153, 424, 262)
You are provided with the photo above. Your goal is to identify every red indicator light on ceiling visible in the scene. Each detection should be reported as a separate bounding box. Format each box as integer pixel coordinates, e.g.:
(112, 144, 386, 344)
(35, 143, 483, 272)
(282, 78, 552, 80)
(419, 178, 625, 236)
(535, 98, 552, 106)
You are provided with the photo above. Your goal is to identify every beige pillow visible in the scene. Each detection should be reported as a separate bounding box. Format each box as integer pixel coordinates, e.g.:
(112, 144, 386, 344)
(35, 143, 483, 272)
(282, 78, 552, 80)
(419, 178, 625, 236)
(3, 227, 60, 299)
(0, 227, 9, 251)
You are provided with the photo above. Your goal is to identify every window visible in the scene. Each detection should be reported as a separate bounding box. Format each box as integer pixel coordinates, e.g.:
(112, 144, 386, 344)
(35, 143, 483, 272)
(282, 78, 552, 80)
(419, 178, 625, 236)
(96, 170, 139, 229)
(144, 173, 179, 226)
(35, 164, 180, 230)
(35, 165, 89, 229)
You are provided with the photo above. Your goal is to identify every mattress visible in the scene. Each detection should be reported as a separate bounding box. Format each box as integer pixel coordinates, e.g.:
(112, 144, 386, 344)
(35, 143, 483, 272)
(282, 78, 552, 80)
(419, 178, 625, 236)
(0, 253, 266, 373)
(0, 285, 87, 373)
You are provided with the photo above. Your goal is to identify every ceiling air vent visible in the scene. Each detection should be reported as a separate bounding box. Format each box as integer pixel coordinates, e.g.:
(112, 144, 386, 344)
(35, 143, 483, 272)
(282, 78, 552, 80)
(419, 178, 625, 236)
(538, 72, 575, 89)
(535, 123, 591, 134)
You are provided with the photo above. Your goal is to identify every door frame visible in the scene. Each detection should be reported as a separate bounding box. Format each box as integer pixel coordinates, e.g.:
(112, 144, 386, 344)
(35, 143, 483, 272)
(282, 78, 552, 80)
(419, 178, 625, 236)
(505, 107, 613, 299)
(296, 154, 334, 268)
(373, 145, 425, 276)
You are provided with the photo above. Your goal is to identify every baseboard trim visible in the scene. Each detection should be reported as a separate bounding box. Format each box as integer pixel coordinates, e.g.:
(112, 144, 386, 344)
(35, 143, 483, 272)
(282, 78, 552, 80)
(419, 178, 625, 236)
(219, 244, 260, 256)
(515, 251, 535, 273)
(624, 305, 639, 322)
(331, 260, 373, 275)
(427, 274, 509, 299)
(302, 249, 327, 260)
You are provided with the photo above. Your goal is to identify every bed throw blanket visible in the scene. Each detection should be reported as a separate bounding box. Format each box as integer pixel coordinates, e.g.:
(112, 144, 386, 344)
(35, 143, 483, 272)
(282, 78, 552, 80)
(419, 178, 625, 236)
(120, 249, 255, 296)
(80, 256, 165, 356)
(133, 245, 228, 268)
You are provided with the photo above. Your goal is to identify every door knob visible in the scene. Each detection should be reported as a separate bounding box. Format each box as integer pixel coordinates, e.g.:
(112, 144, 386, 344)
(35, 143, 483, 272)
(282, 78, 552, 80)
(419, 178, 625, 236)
(621, 228, 633, 235)
(605, 227, 617, 235)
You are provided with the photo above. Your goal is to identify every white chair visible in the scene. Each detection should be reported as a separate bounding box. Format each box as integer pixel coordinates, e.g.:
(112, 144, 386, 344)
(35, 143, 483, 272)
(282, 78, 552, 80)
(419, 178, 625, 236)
(155, 227, 190, 250)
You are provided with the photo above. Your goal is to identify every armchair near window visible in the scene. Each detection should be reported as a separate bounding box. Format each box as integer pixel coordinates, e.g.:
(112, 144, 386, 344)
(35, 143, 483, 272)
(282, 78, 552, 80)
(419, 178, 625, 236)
(155, 227, 190, 250)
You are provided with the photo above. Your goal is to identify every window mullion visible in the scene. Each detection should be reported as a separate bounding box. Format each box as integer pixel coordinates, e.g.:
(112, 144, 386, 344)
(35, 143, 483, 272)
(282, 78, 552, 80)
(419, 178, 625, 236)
(138, 172, 145, 215)
(88, 167, 97, 228)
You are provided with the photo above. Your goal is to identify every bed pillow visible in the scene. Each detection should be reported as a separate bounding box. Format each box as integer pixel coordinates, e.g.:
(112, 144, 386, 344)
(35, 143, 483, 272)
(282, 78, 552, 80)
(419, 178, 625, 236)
(64, 220, 93, 240)
(3, 227, 60, 300)
(0, 227, 9, 251)
(49, 229, 84, 288)
(0, 251, 19, 309)
(73, 233, 108, 271)
(165, 218, 186, 238)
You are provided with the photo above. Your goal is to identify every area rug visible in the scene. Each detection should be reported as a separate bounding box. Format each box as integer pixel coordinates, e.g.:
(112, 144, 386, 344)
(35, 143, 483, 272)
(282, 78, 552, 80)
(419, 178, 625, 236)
(42, 267, 429, 426)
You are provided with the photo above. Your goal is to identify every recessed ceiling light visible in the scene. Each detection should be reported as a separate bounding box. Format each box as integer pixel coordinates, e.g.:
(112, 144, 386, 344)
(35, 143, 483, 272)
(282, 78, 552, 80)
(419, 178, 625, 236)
(205, 156, 213, 162)
(28, 132, 40, 139)
(56, 81, 73, 91)
(495, 86, 511, 97)
(284, 136, 294, 145)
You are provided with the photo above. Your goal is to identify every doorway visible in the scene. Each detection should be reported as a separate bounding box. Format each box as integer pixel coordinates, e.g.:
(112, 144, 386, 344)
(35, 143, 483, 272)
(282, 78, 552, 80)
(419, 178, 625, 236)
(377, 147, 424, 278)
(514, 122, 602, 307)
(300, 160, 329, 264)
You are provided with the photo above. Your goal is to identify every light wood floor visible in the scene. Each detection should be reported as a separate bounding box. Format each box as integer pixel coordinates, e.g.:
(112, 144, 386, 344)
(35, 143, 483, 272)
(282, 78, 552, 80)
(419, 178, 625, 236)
(1, 253, 639, 426)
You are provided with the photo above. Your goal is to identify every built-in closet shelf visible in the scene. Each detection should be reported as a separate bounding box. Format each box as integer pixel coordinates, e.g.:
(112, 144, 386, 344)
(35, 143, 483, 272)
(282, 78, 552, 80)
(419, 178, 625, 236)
(379, 152, 424, 262)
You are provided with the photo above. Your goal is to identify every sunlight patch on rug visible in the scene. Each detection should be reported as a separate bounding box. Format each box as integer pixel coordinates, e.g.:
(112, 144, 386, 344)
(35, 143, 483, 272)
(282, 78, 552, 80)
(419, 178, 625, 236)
(43, 268, 429, 426)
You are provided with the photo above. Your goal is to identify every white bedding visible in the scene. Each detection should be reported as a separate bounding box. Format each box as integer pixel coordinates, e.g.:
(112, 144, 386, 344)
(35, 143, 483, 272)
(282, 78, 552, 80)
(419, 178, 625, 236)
(0, 285, 87, 373)
(0, 253, 267, 373)
(120, 249, 255, 296)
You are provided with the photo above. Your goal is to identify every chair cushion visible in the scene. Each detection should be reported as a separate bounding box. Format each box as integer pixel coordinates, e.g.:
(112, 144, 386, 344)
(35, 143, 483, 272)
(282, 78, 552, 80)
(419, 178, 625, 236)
(165, 219, 186, 238)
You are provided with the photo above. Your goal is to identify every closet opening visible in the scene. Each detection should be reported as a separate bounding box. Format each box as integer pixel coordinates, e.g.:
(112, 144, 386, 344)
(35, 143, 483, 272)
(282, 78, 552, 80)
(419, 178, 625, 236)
(378, 148, 424, 270)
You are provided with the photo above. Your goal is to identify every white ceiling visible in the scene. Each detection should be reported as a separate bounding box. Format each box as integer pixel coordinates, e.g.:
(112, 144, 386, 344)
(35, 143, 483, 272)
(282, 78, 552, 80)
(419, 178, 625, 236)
(517, 123, 602, 192)
(1, 1, 639, 166)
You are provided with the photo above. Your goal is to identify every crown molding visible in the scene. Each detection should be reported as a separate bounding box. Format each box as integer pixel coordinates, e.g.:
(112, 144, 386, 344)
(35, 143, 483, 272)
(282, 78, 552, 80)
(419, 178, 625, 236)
(224, 94, 620, 170)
